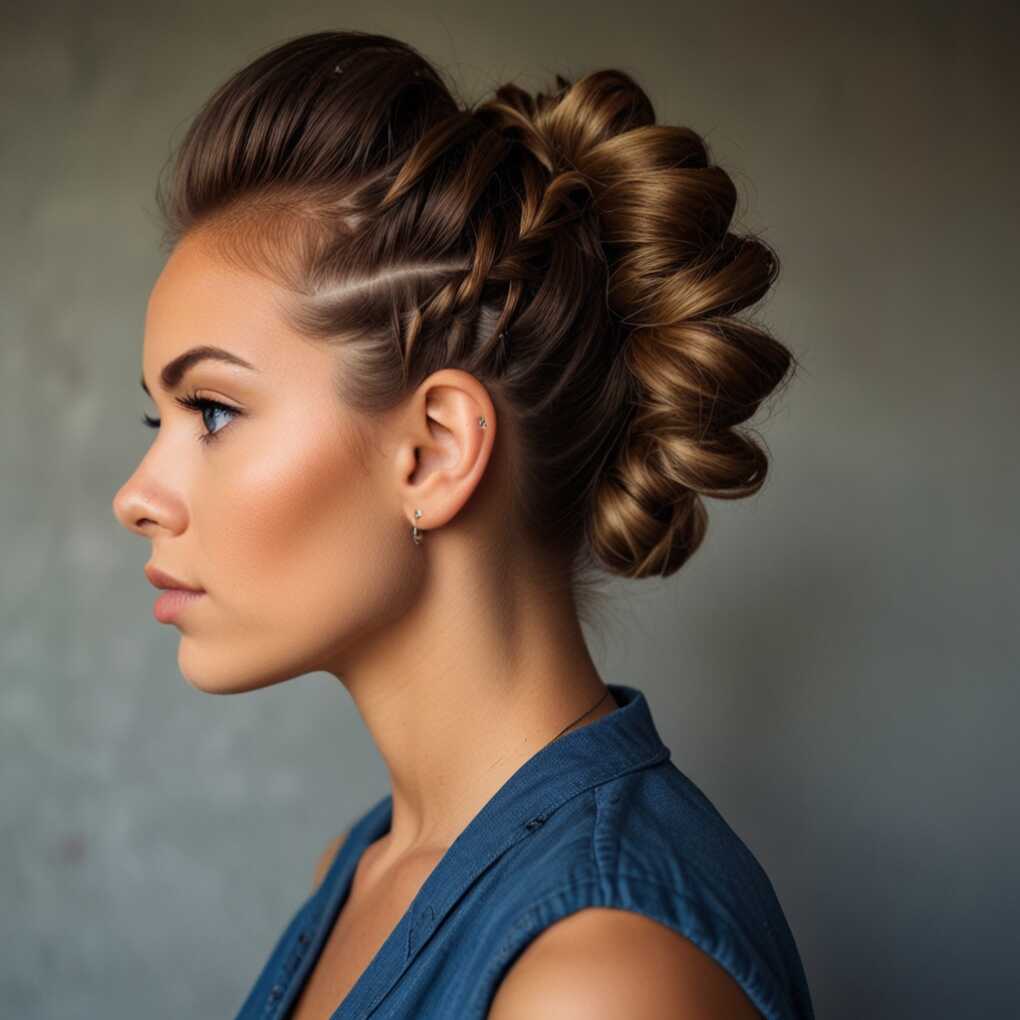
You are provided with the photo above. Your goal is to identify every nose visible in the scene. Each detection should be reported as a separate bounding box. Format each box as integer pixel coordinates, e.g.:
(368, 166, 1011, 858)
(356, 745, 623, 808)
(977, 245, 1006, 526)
(112, 468, 185, 538)
(112, 475, 156, 536)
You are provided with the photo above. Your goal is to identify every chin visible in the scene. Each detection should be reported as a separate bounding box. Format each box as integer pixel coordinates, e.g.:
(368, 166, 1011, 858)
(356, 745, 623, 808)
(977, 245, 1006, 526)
(175, 638, 304, 695)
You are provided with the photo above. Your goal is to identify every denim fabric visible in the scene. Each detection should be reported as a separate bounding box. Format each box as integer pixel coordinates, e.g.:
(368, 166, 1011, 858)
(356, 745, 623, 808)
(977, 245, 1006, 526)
(233, 683, 815, 1019)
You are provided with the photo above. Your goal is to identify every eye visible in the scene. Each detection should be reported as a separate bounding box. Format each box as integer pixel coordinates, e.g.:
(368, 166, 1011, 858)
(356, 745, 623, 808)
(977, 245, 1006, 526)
(141, 392, 242, 445)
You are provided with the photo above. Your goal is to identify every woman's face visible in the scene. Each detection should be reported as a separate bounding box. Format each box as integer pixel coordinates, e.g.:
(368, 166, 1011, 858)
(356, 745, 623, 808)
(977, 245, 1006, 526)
(112, 232, 416, 693)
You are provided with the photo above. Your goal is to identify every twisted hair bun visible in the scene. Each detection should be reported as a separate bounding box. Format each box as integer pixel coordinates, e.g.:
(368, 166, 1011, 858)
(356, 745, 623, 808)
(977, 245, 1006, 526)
(156, 32, 795, 584)
(489, 70, 792, 577)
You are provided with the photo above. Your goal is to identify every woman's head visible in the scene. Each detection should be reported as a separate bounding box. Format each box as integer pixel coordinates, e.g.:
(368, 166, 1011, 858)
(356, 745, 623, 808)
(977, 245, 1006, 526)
(113, 30, 794, 689)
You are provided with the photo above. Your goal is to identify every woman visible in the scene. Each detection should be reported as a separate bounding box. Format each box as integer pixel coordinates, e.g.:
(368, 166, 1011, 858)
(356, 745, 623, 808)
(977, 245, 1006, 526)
(113, 29, 814, 1020)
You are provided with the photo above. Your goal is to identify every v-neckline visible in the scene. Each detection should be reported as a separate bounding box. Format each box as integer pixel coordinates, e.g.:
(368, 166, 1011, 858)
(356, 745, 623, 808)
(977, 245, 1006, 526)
(273, 684, 666, 1019)
(283, 800, 398, 1020)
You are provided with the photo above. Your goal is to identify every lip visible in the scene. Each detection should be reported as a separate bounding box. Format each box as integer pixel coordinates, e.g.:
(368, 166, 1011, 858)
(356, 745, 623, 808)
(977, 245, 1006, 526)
(152, 588, 205, 624)
(144, 564, 205, 593)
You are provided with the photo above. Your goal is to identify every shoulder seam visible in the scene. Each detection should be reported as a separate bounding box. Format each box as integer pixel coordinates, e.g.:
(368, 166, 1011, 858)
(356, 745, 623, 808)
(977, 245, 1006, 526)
(591, 783, 611, 899)
(483, 874, 788, 1020)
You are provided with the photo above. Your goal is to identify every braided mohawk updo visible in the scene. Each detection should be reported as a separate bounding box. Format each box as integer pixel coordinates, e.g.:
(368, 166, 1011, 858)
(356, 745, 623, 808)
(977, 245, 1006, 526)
(156, 29, 796, 590)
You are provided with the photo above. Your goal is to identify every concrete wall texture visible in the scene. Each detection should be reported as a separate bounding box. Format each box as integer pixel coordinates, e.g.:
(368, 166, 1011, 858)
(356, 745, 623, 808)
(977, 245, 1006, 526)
(2, 2, 1017, 1017)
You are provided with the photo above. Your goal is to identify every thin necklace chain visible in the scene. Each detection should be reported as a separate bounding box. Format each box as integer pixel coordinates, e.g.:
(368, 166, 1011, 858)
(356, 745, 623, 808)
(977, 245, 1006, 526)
(540, 688, 612, 752)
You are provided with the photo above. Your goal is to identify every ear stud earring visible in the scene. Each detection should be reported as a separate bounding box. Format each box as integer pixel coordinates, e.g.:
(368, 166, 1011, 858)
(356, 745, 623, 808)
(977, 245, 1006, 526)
(410, 417, 485, 546)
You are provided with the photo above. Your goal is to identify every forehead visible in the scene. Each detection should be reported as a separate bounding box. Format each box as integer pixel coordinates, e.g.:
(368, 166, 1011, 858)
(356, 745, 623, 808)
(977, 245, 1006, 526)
(143, 233, 320, 384)
(147, 233, 273, 342)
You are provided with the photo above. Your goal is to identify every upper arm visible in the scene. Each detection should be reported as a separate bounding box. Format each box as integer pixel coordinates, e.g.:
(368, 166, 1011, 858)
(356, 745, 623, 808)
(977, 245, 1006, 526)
(486, 907, 763, 1020)
(310, 827, 351, 893)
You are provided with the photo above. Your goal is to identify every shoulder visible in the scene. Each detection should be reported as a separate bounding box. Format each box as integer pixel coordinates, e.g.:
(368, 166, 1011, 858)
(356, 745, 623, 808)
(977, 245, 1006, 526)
(486, 907, 762, 1020)
(310, 827, 351, 892)
(480, 771, 799, 1016)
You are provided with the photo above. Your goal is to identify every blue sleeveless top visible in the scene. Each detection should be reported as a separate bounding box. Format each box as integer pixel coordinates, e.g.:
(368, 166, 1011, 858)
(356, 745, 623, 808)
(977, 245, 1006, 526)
(233, 683, 815, 1019)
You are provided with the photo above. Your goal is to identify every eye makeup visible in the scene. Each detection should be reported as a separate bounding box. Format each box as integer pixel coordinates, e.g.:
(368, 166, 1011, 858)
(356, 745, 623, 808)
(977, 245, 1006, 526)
(142, 391, 242, 445)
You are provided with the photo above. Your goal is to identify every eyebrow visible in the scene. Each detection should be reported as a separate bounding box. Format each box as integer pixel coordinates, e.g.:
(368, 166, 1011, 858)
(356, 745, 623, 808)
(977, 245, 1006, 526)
(140, 345, 259, 396)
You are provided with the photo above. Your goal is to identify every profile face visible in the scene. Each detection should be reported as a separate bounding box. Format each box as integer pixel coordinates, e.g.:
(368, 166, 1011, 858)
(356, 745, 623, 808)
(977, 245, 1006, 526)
(112, 231, 416, 693)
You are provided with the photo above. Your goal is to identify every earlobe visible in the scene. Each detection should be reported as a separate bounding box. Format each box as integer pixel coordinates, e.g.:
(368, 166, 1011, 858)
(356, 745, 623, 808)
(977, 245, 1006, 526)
(399, 369, 497, 541)
(407, 413, 489, 547)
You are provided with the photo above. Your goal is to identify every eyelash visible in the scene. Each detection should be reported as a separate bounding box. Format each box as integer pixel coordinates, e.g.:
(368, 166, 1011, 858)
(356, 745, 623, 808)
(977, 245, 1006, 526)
(141, 392, 241, 445)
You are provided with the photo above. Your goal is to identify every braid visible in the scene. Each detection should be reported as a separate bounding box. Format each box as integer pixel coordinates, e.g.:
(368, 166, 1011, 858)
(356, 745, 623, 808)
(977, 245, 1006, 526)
(156, 30, 795, 587)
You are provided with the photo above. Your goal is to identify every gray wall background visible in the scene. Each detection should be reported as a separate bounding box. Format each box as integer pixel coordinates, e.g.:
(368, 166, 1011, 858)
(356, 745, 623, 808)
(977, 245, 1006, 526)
(2, 2, 1017, 1017)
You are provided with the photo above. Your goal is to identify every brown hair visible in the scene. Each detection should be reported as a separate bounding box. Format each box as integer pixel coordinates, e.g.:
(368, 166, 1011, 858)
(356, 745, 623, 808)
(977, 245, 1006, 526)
(155, 29, 796, 611)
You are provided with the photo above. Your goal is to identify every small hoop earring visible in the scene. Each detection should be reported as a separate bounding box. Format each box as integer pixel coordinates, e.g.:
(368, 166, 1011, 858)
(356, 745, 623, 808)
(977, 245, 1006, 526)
(478, 416, 487, 429)
(411, 508, 424, 545)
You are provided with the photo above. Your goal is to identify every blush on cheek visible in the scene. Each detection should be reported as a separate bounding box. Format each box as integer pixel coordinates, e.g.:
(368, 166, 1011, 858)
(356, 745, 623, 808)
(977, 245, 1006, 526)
(192, 410, 409, 680)
(226, 421, 367, 600)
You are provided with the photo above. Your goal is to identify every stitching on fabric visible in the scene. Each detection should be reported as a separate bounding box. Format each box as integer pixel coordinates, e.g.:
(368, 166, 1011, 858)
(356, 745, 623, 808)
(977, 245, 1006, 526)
(265, 830, 358, 1017)
(261, 904, 313, 1016)
(409, 760, 666, 957)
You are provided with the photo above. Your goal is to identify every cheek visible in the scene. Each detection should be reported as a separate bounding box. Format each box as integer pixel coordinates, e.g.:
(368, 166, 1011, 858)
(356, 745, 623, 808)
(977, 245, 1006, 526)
(187, 415, 413, 683)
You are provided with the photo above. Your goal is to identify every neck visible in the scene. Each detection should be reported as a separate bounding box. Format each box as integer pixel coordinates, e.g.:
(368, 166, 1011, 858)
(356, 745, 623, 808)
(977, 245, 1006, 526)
(325, 549, 619, 867)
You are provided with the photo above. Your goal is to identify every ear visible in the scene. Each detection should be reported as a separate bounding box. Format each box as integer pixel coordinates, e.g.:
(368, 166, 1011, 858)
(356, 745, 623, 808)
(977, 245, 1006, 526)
(392, 368, 497, 535)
